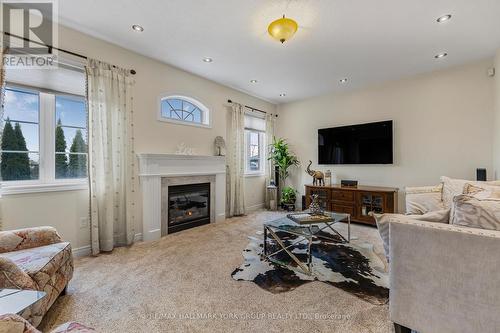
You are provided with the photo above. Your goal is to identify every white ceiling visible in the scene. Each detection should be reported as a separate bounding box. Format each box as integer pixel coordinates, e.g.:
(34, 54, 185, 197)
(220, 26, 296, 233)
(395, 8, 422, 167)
(56, 0, 500, 103)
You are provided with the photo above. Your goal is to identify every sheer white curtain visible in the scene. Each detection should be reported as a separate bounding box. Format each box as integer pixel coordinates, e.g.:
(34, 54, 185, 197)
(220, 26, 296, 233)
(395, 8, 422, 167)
(265, 113, 275, 184)
(265, 113, 276, 208)
(86, 59, 136, 255)
(226, 103, 246, 216)
(0, 46, 5, 229)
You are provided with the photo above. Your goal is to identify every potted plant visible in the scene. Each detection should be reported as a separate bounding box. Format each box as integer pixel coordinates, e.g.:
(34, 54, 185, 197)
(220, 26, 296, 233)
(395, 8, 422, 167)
(281, 186, 297, 211)
(268, 137, 300, 210)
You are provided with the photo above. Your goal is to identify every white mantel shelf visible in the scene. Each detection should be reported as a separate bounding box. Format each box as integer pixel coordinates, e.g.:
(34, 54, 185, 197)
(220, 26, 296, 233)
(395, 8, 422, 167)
(137, 153, 227, 242)
(137, 154, 226, 176)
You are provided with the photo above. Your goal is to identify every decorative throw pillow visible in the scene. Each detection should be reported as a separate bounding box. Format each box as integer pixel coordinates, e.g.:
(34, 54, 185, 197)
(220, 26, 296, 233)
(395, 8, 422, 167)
(440, 176, 500, 222)
(452, 194, 500, 231)
(374, 209, 450, 260)
(464, 183, 500, 200)
(405, 184, 445, 214)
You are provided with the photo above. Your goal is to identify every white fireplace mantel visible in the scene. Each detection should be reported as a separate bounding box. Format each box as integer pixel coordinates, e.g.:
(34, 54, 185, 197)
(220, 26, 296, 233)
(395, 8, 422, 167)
(137, 153, 226, 241)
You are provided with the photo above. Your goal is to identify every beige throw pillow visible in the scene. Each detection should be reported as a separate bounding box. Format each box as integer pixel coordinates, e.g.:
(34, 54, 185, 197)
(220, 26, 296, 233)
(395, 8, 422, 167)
(440, 176, 500, 222)
(405, 184, 445, 214)
(374, 210, 450, 260)
(464, 183, 500, 200)
(452, 194, 500, 231)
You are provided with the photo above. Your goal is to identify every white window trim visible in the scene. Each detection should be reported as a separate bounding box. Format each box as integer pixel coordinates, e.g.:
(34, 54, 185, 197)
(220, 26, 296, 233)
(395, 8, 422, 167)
(1, 180, 88, 195)
(157, 94, 211, 129)
(244, 129, 266, 177)
(1, 85, 89, 195)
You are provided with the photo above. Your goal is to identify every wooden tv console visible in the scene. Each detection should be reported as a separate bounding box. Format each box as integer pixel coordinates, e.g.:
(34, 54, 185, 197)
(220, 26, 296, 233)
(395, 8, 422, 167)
(304, 184, 398, 226)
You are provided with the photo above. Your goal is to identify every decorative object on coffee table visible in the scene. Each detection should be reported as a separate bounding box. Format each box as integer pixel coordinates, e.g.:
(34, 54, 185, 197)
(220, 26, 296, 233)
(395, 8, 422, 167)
(308, 194, 323, 215)
(214, 136, 226, 156)
(306, 160, 324, 186)
(286, 212, 334, 224)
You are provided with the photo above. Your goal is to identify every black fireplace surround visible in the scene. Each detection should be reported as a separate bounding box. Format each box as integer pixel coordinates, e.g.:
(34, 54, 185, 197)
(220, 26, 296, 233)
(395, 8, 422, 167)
(168, 183, 210, 233)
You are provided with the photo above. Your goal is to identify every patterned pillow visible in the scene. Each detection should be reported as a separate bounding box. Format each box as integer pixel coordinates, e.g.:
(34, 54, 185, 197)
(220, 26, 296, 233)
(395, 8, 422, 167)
(464, 183, 500, 200)
(440, 176, 500, 222)
(405, 184, 445, 214)
(452, 194, 500, 231)
(374, 209, 450, 260)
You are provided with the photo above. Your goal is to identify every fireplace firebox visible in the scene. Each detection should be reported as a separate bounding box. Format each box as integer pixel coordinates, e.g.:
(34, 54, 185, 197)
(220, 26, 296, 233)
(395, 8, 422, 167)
(168, 183, 210, 233)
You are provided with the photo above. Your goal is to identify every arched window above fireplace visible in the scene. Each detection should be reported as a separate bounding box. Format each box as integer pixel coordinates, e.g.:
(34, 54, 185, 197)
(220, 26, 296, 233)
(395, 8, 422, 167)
(159, 95, 210, 128)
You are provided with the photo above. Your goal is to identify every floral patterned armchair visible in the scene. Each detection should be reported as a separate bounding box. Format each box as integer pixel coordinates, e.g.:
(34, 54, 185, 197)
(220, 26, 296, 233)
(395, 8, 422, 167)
(0, 227, 74, 327)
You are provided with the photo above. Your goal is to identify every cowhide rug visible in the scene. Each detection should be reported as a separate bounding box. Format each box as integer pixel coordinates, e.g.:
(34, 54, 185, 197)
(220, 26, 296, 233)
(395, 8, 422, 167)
(231, 227, 389, 305)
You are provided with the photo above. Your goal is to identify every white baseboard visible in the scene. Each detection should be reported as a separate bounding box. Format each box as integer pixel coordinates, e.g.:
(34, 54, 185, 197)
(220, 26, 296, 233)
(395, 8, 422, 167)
(72, 234, 142, 257)
(246, 203, 265, 212)
(73, 245, 91, 257)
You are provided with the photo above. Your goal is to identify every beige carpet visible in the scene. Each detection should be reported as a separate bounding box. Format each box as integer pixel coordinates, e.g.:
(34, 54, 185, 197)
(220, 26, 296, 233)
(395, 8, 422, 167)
(39, 210, 391, 333)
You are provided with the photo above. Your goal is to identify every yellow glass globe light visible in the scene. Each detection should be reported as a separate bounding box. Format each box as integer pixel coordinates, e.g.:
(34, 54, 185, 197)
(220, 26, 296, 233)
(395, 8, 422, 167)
(268, 15, 298, 44)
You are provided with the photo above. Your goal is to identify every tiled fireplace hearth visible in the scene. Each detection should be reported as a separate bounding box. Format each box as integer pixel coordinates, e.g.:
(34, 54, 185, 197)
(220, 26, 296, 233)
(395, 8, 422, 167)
(137, 154, 226, 241)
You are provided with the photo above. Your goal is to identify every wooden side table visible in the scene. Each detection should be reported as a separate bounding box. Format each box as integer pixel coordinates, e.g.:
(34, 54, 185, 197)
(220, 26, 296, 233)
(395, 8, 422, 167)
(0, 289, 46, 315)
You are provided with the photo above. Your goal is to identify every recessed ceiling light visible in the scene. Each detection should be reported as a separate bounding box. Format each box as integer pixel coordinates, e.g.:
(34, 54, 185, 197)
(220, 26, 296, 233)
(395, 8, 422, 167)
(279, 93, 286, 97)
(340, 78, 348, 84)
(132, 24, 144, 32)
(437, 14, 452, 23)
(202, 57, 213, 63)
(250, 80, 258, 83)
(434, 52, 448, 59)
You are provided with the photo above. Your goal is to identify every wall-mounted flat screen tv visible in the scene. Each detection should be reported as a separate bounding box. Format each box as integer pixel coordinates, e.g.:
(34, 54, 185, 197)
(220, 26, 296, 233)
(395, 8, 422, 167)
(318, 120, 393, 164)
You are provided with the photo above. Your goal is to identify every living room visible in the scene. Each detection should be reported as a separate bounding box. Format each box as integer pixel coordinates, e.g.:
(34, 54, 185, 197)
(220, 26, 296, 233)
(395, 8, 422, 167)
(0, 1, 499, 332)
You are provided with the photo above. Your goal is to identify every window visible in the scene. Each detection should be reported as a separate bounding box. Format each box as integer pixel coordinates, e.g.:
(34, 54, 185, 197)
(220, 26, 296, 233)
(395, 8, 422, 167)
(159, 95, 210, 127)
(1, 85, 87, 187)
(55, 95, 87, 179)
(244, 114, 266, 175)
(1, 88, 40, 181)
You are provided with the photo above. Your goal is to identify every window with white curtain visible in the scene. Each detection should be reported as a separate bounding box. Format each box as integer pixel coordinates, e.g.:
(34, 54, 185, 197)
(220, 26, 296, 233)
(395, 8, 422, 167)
(244, 113, 266, 175)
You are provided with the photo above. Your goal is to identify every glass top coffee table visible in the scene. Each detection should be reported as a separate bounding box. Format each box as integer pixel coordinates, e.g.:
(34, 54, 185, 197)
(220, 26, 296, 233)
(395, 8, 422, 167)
(0, 289, 46, 315)
(263, 211, 350, 275)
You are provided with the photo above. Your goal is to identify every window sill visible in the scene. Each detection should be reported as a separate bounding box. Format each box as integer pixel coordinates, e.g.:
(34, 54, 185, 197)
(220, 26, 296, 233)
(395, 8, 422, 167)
(1, 180, 88, 196)
(244, 173, 265, 178)
(157, 117, 211, 129)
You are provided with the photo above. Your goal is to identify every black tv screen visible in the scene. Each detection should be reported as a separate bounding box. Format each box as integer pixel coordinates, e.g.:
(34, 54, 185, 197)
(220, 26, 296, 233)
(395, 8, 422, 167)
(318, 120, 393, 164)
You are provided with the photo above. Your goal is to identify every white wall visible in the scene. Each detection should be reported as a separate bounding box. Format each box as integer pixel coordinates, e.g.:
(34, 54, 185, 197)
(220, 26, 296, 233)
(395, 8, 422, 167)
(494, 49, 500, 180)
(276, 59, 495, 212)
(1, 24, 275, 249)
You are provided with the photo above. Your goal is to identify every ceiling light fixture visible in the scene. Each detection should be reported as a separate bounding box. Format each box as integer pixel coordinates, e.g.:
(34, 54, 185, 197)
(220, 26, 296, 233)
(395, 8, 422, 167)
(340, 78, 348, 84)
(279, 93, 286, 97)
(250, 80, 258, 83)
(437, 14, 452, 23)
(268, 15, 298, 44)
(434, 52, 448, 59)
(132, 24, 144, 32)
(202, 57, 213, 63)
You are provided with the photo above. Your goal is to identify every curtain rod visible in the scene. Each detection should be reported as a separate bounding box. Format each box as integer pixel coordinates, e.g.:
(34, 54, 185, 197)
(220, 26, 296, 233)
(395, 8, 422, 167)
(227, 99, 278, 118)
(3, 31, 136, 75)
